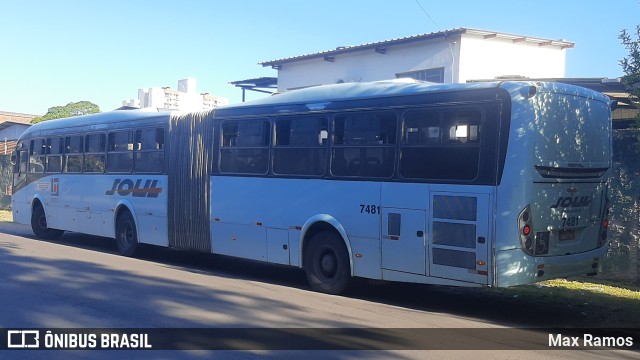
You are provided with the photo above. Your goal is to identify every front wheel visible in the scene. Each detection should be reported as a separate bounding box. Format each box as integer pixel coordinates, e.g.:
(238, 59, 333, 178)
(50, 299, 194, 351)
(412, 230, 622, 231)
(304, 230, 352, 295)
(116, 211, 139, 257)
(31, 204, 64, 240)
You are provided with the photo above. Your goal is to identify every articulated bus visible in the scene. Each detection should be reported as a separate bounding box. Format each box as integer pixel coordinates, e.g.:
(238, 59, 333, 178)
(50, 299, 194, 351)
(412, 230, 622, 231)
(12, 80, 613, 294)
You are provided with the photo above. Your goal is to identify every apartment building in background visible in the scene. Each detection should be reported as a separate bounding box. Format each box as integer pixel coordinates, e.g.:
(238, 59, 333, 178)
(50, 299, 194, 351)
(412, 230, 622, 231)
(122, 78, 229, 112)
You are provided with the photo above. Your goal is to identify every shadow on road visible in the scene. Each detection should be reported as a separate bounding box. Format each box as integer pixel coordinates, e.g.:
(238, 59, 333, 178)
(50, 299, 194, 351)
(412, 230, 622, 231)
(0, 222, 637, 333)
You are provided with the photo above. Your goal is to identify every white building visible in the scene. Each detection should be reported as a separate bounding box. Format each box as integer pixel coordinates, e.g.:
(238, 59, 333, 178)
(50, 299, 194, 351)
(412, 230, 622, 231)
(259, 28, 574, 92)
(122, 78, 229, 112)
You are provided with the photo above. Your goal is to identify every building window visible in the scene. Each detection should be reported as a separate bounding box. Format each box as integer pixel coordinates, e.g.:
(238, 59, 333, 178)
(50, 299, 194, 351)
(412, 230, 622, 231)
(396, 67, 445, 83)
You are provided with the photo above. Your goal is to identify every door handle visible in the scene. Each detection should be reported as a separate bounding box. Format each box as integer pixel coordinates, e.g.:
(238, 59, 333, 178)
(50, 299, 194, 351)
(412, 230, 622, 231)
(478, 237, 486, 244)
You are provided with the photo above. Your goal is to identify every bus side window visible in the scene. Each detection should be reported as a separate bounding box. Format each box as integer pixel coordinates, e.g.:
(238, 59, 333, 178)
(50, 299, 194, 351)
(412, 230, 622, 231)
(273, 116, 328, 176)
(84, 133, 106, 173)
(331, 111, 397, 178)
(134, 128, 164, 173)
(219, 120, 270, 175)
(29, 138, 46, 173)
(107, 130, 133, 173)
(46, 137, 63, 173)
(400, 108, 482, 181)
(19, 150, 28, 174)
(64, 135, 84, 173)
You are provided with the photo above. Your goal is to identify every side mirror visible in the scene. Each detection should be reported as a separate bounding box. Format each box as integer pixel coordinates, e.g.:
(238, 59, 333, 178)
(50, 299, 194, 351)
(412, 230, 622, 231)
(10, 151, 17, 166)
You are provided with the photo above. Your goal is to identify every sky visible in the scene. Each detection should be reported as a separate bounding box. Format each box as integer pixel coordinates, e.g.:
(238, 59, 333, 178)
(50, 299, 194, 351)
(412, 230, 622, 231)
(1, 0, 638, 115)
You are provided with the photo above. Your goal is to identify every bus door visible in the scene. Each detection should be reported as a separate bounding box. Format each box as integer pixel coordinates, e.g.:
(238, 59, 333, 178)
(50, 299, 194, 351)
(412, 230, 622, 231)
(12, 149, 29, 215)
(381, 208, 427, 276)
(428, 192, 490, 285)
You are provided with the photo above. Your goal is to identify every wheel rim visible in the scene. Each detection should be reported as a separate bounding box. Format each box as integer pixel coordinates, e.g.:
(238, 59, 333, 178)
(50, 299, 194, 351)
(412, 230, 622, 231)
(318, 247, 338, 279)
(37, 213, 48, 231)
(119, 222, 134, 248)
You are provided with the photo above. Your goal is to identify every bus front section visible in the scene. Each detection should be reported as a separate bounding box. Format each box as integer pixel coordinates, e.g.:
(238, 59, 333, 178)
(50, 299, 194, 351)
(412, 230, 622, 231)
(495, 82, 612, 287)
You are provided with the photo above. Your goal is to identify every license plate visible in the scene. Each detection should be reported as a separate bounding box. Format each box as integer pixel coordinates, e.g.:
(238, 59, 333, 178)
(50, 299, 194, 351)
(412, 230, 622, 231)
(559, 229, 575, 241)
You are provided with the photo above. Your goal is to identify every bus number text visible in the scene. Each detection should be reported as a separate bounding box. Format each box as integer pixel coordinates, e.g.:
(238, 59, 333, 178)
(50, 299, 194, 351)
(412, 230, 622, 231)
(360, 204, 381, 215)
(562, 216, 579, 228)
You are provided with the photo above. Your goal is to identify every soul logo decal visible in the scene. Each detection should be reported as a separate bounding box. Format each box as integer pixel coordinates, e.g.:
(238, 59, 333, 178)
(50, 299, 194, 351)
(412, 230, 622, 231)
(105, 179, 162, 198)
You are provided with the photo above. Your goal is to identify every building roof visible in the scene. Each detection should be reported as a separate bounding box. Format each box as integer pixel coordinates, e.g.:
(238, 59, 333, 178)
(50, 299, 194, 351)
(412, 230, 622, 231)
(0, 121, 31, 132)
(259, 28, 575, 69)
(0, 111, 37, 125)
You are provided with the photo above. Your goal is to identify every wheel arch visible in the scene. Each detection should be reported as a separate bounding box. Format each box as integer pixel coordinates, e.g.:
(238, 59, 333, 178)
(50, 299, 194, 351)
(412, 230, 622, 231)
(113, 200, 139, 241)
(300, 214, 354, 276)
(30, 194, 46, 212)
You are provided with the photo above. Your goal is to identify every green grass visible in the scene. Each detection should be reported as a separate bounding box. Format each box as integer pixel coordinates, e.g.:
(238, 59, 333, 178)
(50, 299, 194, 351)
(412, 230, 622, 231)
(543, 278, 640, 300)
(485, 278, 640, 327)
(0, 210, 12, 222)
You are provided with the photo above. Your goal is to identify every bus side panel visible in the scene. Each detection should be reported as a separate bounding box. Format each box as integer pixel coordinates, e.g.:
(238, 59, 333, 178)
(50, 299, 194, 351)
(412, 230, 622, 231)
(46, 175, 80, 233)
(210, 176, 383, 279)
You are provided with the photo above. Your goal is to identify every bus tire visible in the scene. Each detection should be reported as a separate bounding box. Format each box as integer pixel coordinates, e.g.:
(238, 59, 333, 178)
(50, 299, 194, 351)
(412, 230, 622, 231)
(304, 230, 351, 295)
(116, 211, 139, 257)
(31, 204, 64, 240)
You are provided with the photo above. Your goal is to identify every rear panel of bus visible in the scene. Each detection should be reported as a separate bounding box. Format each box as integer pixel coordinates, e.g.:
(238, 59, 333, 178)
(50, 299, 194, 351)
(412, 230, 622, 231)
(495, 82, 612, 287)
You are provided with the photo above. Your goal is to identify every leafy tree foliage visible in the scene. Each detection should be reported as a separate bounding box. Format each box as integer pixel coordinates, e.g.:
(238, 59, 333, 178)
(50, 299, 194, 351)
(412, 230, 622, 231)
(619, 26, 640, 113)
(31, 101, 100, 124)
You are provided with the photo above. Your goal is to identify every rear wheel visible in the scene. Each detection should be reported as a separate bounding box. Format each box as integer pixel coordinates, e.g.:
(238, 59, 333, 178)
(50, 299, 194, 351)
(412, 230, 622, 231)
(30, 204, 63, 240)
(116, 211, 139, 257)
(304, 230, 351, 295)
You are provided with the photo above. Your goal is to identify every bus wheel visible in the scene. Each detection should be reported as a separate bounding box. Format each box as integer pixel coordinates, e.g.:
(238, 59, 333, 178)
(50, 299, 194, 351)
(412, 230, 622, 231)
(116, 211, 139, 257)
(304, 230, 351, 295)
(31, 204, 63, 240)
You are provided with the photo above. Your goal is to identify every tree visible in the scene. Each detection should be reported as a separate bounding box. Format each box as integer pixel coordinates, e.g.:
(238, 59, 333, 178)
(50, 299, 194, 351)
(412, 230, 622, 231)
(31, 101, 100, 124)
(619, 25, 640, 119)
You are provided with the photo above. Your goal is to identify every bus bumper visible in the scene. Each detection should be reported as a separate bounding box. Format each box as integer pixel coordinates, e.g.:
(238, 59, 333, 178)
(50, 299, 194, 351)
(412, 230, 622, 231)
(495, 246, 607, 287)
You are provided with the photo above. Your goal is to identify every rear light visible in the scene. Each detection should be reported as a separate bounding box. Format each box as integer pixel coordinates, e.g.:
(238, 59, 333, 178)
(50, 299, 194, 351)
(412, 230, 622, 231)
(597, 199, 610, 248)
(518, 205, 549, 256)
(518, 205, 534, 256)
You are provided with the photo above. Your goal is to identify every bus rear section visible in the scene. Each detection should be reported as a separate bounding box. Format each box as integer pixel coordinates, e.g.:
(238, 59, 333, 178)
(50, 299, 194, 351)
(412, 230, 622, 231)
(495, 82, 612, 287)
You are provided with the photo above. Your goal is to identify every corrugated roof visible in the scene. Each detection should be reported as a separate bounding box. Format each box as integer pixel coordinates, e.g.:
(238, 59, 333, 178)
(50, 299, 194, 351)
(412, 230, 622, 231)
(260, 27, 574, 67)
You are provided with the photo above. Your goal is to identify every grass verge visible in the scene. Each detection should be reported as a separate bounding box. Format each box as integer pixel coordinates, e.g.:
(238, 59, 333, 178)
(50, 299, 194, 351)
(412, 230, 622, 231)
(483, 277, 640, 327)
(0, 209, 12, 222)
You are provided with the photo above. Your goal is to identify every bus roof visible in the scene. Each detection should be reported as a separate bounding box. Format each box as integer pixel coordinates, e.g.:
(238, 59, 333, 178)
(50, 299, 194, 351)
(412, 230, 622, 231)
(20, 109, 170, 138)
(218, 79, 611, 113)
(220, 79, 502, 110)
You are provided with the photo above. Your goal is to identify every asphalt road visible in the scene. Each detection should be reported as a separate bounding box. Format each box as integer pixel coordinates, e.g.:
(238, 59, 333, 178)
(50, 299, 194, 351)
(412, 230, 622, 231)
(0, 221, 636, 360)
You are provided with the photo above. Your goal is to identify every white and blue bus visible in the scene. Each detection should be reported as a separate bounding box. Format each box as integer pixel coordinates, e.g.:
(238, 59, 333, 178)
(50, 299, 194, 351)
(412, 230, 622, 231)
(12, 80, 613, 294)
